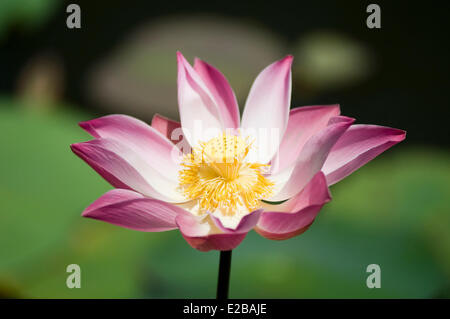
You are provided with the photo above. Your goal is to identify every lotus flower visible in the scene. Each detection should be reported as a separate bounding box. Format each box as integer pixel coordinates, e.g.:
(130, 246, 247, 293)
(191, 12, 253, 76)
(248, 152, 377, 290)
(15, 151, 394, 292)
(71, 52, 405, 252)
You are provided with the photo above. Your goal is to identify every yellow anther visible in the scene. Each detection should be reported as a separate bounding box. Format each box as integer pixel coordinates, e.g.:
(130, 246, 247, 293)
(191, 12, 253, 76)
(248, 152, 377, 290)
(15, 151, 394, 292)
(179, 133, 273, 215)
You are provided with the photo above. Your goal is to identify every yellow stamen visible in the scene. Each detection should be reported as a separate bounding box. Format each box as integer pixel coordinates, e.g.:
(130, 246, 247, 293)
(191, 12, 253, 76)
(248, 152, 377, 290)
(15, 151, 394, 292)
(179, 133, 274, 216)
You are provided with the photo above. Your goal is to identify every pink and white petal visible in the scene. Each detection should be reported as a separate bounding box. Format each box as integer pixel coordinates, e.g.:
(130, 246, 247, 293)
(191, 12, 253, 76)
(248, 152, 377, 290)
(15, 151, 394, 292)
(177, 52, 224, 147)
(71, 138, 185, 202)
(175, 213, 248, 251)
(241, 55, 293, 164)
(270, 105, 341, 173)
(194, 58, 240, 129)
(79, 114, 182, 182)
(175, 212, 213, 237)
(83, 189, 185, 232)
(256, 172, 331, 240)
(211, 209, 263, 233)
(322, 125, 406, 185)
(269, 116, 354, 201)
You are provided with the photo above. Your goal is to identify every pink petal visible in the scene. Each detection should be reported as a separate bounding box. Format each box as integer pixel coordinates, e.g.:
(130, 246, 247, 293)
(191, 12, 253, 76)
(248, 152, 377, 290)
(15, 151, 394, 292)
(256, 172, 331, 240)
(151, 114, 182, 143)
(194, 58, 240, 129)
(177, 52, 224, 147)
(175, 212, 258, 252)
(241, 55, 293, 164)
(71, 138, 185, 202)
(79, 114, 181, 182)
(322, 125, 406, 185)
(269, 116, 354, 201)
(270, 105, 341, 173)
(211, 210, 263, 233)
(179, 231, 247, 252)
(151, 114, 191, 153)
(83, 189, 185, 232)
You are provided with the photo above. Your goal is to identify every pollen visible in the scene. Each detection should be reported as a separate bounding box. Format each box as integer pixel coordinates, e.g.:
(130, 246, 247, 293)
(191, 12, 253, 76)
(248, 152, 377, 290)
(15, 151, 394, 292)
(179, 133, 274, 215)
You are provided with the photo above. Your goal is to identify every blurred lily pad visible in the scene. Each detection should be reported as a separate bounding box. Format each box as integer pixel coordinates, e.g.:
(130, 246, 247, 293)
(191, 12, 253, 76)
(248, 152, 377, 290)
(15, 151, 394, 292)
(0, 98, 155, 297)
(292, 31, 374, 91)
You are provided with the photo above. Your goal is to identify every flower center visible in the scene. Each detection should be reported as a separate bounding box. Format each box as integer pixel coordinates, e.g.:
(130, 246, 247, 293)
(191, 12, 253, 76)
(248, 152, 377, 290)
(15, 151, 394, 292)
(179, 133, 274, 215)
